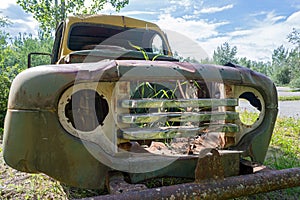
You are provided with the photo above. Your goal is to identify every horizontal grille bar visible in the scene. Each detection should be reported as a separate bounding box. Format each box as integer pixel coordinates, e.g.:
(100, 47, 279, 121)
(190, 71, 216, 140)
(120, 98, 238, 108)
(119, 111, 239, 124)
(118, 124, 239, 140)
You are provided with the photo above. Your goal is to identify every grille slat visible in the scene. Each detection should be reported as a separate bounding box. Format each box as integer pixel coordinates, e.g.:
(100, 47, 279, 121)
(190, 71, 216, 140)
(121, 98, 238, 108)
(117, 97, 239, 144)
(118, 124, 239, 140)
(119, 111, 239, 124)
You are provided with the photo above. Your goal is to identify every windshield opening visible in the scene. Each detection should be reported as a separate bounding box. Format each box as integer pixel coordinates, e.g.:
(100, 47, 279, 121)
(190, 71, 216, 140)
(68, 23, 169, 55)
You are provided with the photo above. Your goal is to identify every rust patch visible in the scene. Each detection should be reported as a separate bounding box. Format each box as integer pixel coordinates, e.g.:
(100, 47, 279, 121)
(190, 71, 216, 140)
(94, 167, 300, 200)
(194, 149, 224, 182)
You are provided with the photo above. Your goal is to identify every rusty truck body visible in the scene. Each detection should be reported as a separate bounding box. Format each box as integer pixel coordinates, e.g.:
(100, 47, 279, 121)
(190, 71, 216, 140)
(3, 15, 299, 199)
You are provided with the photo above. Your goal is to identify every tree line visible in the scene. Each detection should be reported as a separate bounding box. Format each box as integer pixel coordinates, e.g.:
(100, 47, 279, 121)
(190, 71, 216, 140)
(1, 0, 300, 134)
(212, 34, 300, 88)
(174, 32, 300, 88)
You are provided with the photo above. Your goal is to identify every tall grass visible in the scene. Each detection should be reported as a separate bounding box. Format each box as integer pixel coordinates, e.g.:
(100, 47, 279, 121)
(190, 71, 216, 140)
(239, 111, 300, 170)
(265, 117, 300, 171)
(238, 112, 300, 199)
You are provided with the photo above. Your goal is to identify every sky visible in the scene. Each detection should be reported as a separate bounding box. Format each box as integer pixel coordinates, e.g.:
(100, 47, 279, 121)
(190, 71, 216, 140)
(1, 0, 300, 62)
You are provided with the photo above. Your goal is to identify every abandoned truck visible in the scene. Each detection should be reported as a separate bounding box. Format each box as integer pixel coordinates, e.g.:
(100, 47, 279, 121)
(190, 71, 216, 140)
(3, 15, 300, 199)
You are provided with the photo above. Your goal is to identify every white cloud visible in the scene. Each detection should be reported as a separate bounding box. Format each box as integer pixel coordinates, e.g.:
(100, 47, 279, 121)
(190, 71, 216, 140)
(169, 0, 193, 8)
(227, 11, 300, 61)
(161, 6, 177, 15)
(228, 29, 253, 37)
(196, 4, 234, 14)
(164, 0, 204, 14)
(164, 10, 300, 62)
(0, 0, 16, 10)
(259, 11, 286, 25)
(154, 14, 229, 61)
(118, 11, 157, 16)
(165, 29, 209, 61)
(9, 18, 39, 36)
(99, 3, 116, 14)
(182, 15, 196, 20)
(286, 10, 300, 25)
(155, 14, 227, 40)
(0, 1, 39, 37)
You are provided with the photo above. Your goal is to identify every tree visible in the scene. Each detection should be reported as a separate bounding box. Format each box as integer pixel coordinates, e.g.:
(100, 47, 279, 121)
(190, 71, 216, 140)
(287, 29, 300, 88)
(238, 57, 271, 77)
(213, 42, 238, 65)
(0, 14, 10, 27)
(0, 21, 54, 134)
(0, 18, 12, 134)
(287, 28, 300, 47)
(172, 51, 200, 63)
(272, 45, 289, 66)
(238, 57, 251, 68)
(271, 45, 291, 85)
(17, 0, 129, 34)
(0, 15, 11, 50)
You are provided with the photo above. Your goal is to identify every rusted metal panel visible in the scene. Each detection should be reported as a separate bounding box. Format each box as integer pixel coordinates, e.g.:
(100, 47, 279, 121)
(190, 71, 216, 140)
(194, 149, 241, 181)
(89, 167, 300, 200)
(195, 149, 225, 181)
(114, 61, 243, 83)
(126, 150, 243, 184)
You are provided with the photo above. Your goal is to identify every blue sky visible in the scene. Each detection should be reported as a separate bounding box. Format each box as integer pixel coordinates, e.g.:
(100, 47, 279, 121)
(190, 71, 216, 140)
(1, 0, 300, 61)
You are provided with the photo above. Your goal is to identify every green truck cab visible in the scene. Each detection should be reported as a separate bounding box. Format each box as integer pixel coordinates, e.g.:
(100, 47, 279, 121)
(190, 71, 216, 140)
(3, 15, 278, 189)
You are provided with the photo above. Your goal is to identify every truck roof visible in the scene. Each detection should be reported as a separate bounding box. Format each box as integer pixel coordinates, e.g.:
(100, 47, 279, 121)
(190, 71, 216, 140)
(66, 14, 162, 30)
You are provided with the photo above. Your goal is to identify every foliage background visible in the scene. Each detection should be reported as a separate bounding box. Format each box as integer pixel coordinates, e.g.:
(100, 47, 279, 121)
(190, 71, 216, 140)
(0, 16, 53, 135)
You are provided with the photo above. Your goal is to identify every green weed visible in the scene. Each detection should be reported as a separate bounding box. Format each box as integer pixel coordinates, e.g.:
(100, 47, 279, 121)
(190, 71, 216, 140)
(238, 109, 260, 125)
(265, 117, 300, 168)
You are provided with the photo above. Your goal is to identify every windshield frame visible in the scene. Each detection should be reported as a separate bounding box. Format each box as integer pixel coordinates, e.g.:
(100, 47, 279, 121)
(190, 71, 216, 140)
(67, 23, 170, 56)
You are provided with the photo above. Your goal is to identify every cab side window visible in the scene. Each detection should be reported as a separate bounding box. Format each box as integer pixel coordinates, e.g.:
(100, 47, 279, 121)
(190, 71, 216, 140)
(151, 35, 164, 54)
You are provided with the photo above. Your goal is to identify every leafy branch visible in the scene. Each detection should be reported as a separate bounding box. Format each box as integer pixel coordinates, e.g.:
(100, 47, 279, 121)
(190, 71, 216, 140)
(16, 0, 129, 35)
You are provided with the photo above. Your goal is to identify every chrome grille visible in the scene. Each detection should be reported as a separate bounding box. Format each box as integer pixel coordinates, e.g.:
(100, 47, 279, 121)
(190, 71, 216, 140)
(117, 98, 239, 146)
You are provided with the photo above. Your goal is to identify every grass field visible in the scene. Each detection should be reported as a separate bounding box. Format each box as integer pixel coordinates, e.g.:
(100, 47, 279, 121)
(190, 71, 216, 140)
(0, 114, 299, 199)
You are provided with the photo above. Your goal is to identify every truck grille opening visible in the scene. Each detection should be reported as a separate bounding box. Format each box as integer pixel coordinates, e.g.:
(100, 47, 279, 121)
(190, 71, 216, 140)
(130, 82, 180, 127)
(116, 81, 239, 156)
